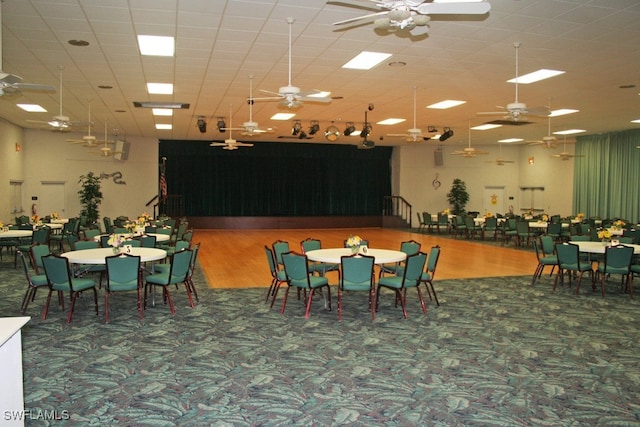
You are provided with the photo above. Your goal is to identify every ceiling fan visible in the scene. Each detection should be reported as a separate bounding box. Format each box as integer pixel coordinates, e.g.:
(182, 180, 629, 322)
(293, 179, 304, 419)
(254, 18, 331, 108)
(387, 85, 426, 142)
(527, 104, 575, 149)
(332, 1, 491, 36)
(485, 142, 514, 165)
(66, 101, 105, 147)
(26, 66, 81, 132)
(210, 106, 254, 150)
(478, 42, 549, 122)
(451, 122, 489, 157)
(241, 75, 274, 136)
(89, 122, 118, 157)
(0, 3, 55, 97)
(552, 137, 583, 161)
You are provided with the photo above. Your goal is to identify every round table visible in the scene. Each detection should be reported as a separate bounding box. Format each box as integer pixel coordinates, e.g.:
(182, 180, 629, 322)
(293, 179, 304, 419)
(569, 241, 640, 254)
(305, 248, 406, 264)
(94, 233, 170, 243)
(61, 247, 167, 264)
(0, 230, 33, 238)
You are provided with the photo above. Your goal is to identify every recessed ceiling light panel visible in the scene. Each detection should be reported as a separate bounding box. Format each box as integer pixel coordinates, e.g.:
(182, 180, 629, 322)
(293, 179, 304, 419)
(137, 35, 175, 56)
(427, 100, 466, 109)
(342, 51, 392, 70)
(507, 69, 565, 84)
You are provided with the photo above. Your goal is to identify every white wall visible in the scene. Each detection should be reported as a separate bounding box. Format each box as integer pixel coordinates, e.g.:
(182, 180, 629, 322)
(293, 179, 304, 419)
(395, 141, 575, 218)
(0, 123, 159, 229)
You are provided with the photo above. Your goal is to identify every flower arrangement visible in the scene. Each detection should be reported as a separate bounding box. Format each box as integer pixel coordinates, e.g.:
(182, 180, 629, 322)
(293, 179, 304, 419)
(346, 235, 362, 248)
(31, 214, 40, 224)
(107, 234, 126, 248)
(484, 212, 493, 218)
(597, 229, 612, 240)
(0, 221, 3, 228)
(138, 212, 152, 225)
(613, 219, 626, 230)
(51, 212, 59, 220)
(442, 208, 450, 215)
(576, 212, 585, 220)
(125, 222, 137, 233)
(541, 214, 549, 222)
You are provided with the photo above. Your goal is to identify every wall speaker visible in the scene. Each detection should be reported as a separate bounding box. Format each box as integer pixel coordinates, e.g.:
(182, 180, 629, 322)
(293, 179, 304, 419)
(114, 140, 130, 161)
(434, 149, 444, 167)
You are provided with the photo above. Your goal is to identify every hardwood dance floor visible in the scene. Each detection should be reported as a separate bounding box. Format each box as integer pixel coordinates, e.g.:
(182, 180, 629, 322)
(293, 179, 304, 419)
(193, 228, 538, 289)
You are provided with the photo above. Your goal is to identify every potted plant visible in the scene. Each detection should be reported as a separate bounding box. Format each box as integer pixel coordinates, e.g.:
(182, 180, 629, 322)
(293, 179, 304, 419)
(78, 172, 103, 225)
(446, 178, 469, 216)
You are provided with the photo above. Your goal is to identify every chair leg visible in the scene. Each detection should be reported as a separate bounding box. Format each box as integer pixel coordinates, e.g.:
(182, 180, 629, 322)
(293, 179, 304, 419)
(416, 287, 427, 315)
(280, 287, 290, 314)
(163, 287, 175, 315)
(337, 288, 343, 320)
(42, 289, 53, 320)
(67, 292, 77, 324)
(183, 281, 195, 308)
(429, 282, 439, 306)
(396, 289, 408, 319)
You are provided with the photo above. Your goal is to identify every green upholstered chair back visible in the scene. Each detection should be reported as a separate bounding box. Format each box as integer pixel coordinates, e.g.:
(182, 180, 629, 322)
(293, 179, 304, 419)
(340, 254, 375, 291)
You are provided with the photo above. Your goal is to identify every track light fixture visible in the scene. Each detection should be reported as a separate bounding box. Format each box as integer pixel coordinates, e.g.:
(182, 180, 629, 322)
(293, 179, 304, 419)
(309, 120, 320, 135)
(292, 120, 302, 136)
(439, 127, 454, 141)
(361, 122, 372, 139)
(298, 130, 307, 139)
(344, 122, 356, 136)
(216, 117, 226, 133)
(427, 126, 438, 133)
(197, 116, 207, 133)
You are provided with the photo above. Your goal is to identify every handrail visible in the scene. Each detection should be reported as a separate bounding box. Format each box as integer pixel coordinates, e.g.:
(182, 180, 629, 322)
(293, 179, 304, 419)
(145, 195, 158, 207)
(383, 195, 412, 228)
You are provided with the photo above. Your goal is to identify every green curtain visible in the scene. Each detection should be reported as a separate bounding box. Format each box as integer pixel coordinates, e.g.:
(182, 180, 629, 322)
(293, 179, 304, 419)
(573, 129, 640, 222)
(159, 140, 393, 216)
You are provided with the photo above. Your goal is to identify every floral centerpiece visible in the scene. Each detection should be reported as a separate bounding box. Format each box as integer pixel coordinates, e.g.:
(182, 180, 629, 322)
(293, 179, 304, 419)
(575, 212, 585, 221)
(31, 214, 39, 223)
(125, 222, 137, 233)
(51, 212, 59, 220)
(612, 219, 626, 230)
(442, 208, 450, 215)
(484, 212, 493, 218)
(541, 214, 549, 222)
(597, 228, 612, 242)
(346, 235, 363, 254)
(138, 212, 152, 225)
(107, 234, 128, 254)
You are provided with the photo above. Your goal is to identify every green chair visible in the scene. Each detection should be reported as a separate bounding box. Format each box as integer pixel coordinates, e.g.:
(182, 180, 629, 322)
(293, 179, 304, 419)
(596, 245, 634, 298)
(436, 213, 450, 234)
(516, 221, 536, 247)
(29, 243, 51, 276)
(452, 215, 467, 238)
(420, 245, 441, 306)
(423, 212, 434, 234)
(18, 250, 49, 314)
(416, 212, 426, 233)
(145, 249, 193, 314)
(281, 251, 331, 319)
(42, 254, 98, 323)
(184, 242, 200, 304)
(553, 243, 593, 295)
(72, 240, 107, 289)
(464, 216, 483, 240)
(376, 252, 428, 319)
(502, 218, 518, 246)
(103, 216, 114, 234)
(301, 237, 337, 276)
(338, 254, 376, 320)
(105, 253, 143, 323)
(136, 235, 157, 248)
(15, 226, 50, 268)
(483, 217, 499, 241)
(381, 240, 420, 277)
(532, 236, 558, 285)
(272, 240, 290, 269)
(82, 228, 101, 241)
(265, 245, 288, 307)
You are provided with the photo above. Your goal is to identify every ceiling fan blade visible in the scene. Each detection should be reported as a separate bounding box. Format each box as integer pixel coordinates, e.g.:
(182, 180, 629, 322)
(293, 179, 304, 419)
(333, 11, 388, 26)
(235, 142, 254, 147)
(13, 82, 56, 92)
(416, 2, 491, 15)
(526, 105, 551, 116)
(296, 95, 331, 103)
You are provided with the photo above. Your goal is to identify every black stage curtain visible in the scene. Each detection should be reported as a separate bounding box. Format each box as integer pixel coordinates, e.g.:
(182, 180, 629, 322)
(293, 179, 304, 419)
(159, 140, 393, 216)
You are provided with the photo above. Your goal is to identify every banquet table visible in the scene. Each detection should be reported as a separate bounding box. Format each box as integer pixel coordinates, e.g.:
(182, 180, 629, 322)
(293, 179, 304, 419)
(305, 248, 406, 265)
(94, 233, 171, 243)
(62, 247, 167, 264)
(0, 229, 33, 239)
(569, 241, 640, 255)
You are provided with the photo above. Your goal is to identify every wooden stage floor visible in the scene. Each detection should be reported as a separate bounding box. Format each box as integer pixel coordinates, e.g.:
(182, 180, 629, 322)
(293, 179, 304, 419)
(193, 228, 538, 289)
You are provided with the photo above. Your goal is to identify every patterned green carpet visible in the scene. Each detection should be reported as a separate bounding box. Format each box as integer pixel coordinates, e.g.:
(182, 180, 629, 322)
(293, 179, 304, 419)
(1, 252, 640, 426)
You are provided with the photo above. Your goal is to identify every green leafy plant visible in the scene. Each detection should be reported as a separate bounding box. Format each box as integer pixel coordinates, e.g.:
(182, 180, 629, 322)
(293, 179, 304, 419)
(446, 178, 469, 216)
(78, 172, 103, 224)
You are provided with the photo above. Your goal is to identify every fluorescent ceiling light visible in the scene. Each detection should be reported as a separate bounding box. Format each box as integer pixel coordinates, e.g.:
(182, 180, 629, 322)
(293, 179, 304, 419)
(508, 69, 565, 84)
(553, 129, 586, 135)
(17, 103, 47, 112)
(152, 108, 173, 116)
(631, 119, 640, 124)
(307, 91, 331, 98)
(155, 123, 172, 130)
(271, 113, 296, 120)
(498, 138, 523, 143)
(147, 83, 173, 95)
(133, 101, 189, 109)
(549, 109, 579, 117)
(427, 100, 466, 109)
(342, 51, 392, 70)
(472, 124, 502, 130)
(137, 35, 175, 56)
(434, 0, 483, 2)
(377, 118, 405, 125)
